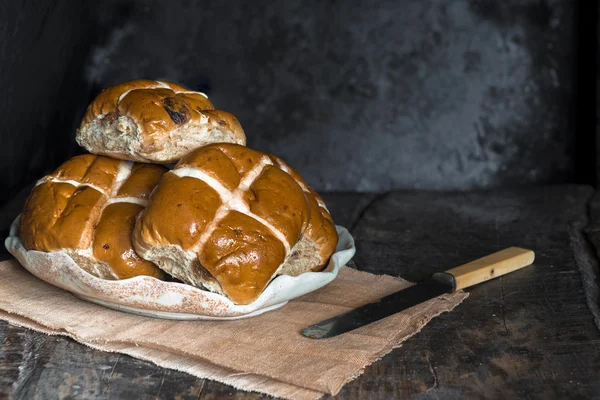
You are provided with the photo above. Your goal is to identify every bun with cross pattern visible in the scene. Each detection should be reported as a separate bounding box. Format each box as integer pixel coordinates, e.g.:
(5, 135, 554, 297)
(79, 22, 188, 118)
(133, 143, 339, 305)
(76, 79, 246, 163)
(19, 154, 168, 280)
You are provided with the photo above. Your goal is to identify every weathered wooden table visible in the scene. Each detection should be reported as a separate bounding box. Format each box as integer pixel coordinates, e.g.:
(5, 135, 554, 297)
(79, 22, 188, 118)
(1, 185, 599, 399)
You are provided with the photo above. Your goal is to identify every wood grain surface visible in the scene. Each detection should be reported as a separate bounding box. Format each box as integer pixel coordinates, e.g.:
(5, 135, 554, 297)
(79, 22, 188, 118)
(1, 186, 600, 399)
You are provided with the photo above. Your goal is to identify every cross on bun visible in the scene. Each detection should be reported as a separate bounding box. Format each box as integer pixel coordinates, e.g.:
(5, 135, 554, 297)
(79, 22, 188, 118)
(76, 79, 246, 163)
(133, 143, 338, 304)
(20, 154, 168, 280)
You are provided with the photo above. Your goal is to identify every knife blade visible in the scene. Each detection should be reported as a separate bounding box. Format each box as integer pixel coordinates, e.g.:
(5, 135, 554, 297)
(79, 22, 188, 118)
(302, 247, 535, 339)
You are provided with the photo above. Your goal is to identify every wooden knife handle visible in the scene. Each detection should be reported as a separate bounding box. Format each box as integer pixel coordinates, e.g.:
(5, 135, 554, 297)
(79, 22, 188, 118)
(445, 247, 535, 291)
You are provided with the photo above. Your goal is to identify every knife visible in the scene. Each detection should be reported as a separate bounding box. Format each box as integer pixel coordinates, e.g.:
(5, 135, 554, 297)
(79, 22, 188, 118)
(302, 247, 535, 339)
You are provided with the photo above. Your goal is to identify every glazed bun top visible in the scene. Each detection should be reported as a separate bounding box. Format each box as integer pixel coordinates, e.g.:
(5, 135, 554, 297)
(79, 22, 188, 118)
(20, 154, 168, 279)
(76, 79, 245, 163)
(133, 143, 338, 304)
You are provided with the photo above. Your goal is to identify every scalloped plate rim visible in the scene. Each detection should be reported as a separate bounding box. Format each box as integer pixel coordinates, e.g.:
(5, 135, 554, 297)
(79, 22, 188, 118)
(4, 216, 356, 320)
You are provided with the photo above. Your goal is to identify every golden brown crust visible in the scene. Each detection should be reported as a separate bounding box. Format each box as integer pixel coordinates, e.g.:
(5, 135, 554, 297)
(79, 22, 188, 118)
(178, 146, 241, 191)
(217, 144, 269, 176)
(77, 80, 246, 163)
(93, 203, 163, 279)
(136, 173, 222, 251)
(116, 88, 213, 138)
(246, 165, 309, 245)
(116, 163, 166, 199)
(270, 155, 339, 269)
(21, 182, 106, 252)
(50, 154, 122, 192)
(82, 80, 162, 124)
(198, 211, 286, 303)
(20, 154, 167, 280)
(134, 143, 338, 304)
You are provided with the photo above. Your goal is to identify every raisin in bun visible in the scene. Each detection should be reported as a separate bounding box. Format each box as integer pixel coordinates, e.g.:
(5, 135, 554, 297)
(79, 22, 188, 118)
(20, 154, 167, 279)
(76, 79, 245, 163)
(133, 143, 338, 304)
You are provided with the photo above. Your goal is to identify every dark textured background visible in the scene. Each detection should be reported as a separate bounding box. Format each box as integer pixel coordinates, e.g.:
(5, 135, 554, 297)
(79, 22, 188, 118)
(84, 0, 580, 191)
(0, 1, 92, 206)
(0, 0, 596, 200)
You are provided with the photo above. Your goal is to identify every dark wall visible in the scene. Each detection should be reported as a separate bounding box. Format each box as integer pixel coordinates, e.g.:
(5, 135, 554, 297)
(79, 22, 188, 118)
(0, 1, 93, 204)
(0, 0, 588, 197)
(85, 0, 577, 191)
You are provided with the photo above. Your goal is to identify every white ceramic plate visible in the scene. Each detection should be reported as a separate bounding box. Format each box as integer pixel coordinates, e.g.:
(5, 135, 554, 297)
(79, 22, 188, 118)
(5, 217, 355, 320)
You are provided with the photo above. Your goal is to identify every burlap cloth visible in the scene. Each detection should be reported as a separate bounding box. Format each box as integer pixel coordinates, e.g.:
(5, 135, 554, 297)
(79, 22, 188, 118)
(0, 259, 467, 399)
